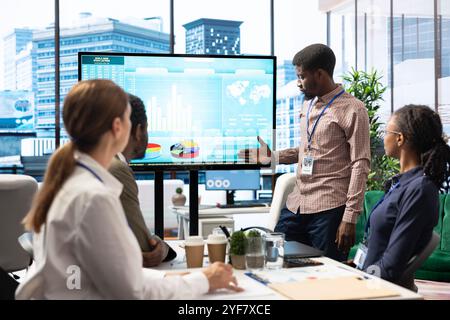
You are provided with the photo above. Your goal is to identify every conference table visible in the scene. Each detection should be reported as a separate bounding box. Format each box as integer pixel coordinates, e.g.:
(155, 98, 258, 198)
(154, 241, 423, 300)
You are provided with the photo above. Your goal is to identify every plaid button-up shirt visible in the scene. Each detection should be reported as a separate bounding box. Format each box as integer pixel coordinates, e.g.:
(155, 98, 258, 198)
(274, 84, 371, 224)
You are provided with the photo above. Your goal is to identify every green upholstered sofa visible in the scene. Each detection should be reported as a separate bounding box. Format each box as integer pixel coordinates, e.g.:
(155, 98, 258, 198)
(349, 191, 450, 282)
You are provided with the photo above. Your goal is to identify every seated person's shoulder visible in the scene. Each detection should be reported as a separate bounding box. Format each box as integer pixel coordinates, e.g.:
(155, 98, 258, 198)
(403, 175, 439, 202)
(416, 174, 438, 192)
(109, 157, 130, 177)
(109, 156, 126, 170)
(65, 180, 117, 210)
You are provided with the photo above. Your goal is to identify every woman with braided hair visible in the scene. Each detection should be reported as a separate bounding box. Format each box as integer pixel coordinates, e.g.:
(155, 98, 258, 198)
(355, 104, 450, 286)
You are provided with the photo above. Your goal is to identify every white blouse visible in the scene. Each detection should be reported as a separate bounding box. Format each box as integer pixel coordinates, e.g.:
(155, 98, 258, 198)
(15, 152, 209, 299)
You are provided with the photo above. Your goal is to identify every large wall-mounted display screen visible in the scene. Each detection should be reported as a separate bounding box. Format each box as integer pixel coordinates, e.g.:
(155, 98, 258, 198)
(79, 52, 275, 169)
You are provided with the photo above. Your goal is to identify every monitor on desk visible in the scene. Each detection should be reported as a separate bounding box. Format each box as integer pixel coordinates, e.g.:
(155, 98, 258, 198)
(205, 170, 260, 190)
(205, 170, 261, 205)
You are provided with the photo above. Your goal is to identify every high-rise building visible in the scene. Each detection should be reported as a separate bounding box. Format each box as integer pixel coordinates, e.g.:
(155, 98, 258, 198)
(15, 42, 36, 91)
(3, 28, 33, 90)
(32, 13, 170, 136)
(183, 18, 242, 55)
(277, 60, 296, 88)
(275, 61, 303, 173)
(392, 17, 450, 78)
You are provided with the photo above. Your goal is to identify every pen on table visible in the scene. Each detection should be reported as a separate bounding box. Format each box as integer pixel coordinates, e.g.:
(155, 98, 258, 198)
(245, 272, 270, 285)
(336, 265, 370, 279)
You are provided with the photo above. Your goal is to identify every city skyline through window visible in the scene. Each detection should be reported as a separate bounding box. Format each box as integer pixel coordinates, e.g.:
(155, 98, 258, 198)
(1, 0, 447, 176)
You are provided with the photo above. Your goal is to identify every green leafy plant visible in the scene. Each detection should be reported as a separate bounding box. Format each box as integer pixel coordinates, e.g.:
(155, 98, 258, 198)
(229, 230, 246, 255)
(175, 187, 183, 194)
(246, 230, 261, 238)
(343, 68, 400, 191)
(245, 229, 263, 253)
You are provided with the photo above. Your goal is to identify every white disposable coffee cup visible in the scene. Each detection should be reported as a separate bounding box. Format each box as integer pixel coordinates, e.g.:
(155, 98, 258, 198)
(184, 236, 204, 268)
(206, 234, 228, 263)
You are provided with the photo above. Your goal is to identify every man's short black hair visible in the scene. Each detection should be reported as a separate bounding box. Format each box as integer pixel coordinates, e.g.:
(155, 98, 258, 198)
(128, 93, 147, 134)
(292, 43, 336, 77)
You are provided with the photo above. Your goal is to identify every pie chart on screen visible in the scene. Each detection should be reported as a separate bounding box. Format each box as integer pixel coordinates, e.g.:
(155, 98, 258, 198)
(145, 143, 161, 159)
(170, 140, 200, 159)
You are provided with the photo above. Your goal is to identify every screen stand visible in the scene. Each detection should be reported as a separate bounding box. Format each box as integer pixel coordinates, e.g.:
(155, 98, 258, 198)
(189, 170, 199, 236)
(226, 190, 235, 205)
(154, 171, 164, 239)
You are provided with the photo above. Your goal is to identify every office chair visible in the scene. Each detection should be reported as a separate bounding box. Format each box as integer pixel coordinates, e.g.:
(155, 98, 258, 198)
(398, 231, 440, 292)
(0, 174, 37, 273)
(267, 173, 296, 231)
(18, 232, 34, 259)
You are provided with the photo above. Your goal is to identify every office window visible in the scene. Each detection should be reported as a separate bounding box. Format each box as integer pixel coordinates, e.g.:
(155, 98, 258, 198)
(59, 0, 171, 235)
(59, 1, 170, 138)
(0, 0, 54, 174)
(439, 0, 450, 134)
(356, 0, 391, 125)
(273, 0, 326, 173)
(174, 0, 271, 55)
(173, 0, 272, 234)
(328, 1, 356, 83)
(392, 0, 435, 112)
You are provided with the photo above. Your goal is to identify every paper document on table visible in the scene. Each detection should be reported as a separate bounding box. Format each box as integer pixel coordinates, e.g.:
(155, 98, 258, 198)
(268, 276, 400, 300)
(249, 265, 356, 284)
(202, 275, 277, 300)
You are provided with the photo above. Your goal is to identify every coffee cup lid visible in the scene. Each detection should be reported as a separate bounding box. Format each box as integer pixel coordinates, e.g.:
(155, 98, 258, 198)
(206, 234, 227, 244)
(185, 236, 204, 246)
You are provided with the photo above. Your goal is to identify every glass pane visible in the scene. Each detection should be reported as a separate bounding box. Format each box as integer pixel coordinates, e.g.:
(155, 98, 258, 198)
(357, 0, 391, 124)
(393, 0, 435, 112)
(274, 0, 326, 173)
(173, 0, 271, 236)
(174, 0, 271, 55)
(329, 1, 356, 82)
(59, 1, 171, 234)
(438, 0, 450, 135)
(0, 0, 54, 177)
(59, 0, 170, 135)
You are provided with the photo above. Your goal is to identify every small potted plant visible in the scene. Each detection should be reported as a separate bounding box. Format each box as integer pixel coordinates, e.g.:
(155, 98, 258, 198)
(172, 187, 186, 206)
(245, 230, 265, 270)
(229, 230, 246, 269)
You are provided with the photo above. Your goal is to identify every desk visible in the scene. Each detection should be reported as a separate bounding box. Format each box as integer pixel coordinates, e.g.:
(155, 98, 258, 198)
(155, 241, 423, 300)
(171, 206, 271, 239)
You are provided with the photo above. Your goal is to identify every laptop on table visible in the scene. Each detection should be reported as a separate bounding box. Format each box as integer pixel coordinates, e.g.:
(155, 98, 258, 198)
(284, 241, 323, 259)
(265, 240, 323, 264)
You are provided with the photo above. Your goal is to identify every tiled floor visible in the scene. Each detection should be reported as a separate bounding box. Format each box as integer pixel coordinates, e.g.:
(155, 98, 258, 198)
(416, 279, 450, 300)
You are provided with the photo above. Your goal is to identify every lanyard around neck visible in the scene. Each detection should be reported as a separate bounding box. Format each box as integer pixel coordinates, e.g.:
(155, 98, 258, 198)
(306, 89, 345, 150)
(76, 161, 104, 183)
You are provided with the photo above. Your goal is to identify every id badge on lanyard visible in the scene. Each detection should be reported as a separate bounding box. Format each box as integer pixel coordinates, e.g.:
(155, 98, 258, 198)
(354, 243, 368, 270)
(301, 152, 314, 175)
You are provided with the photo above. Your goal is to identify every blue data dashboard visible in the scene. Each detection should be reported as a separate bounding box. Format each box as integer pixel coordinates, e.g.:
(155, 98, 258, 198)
(79, 53, 275, 169)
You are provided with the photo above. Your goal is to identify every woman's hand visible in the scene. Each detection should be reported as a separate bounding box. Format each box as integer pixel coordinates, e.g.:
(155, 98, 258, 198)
(202, 262, 244, 293)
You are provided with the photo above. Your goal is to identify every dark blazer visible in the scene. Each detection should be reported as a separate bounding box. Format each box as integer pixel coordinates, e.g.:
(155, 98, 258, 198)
(109, 157, 176, 261)
(363, 167, 438, 282)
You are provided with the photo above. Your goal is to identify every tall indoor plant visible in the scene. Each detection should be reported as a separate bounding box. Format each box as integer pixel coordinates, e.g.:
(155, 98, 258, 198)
(343, 68, 399, 190)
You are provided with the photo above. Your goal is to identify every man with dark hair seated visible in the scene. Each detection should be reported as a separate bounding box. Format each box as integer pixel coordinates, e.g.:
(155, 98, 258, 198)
(109, 93, 176, 267)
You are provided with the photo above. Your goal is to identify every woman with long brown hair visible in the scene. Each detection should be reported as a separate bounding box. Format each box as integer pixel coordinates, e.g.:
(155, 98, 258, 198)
(16, 79, 241, 299)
